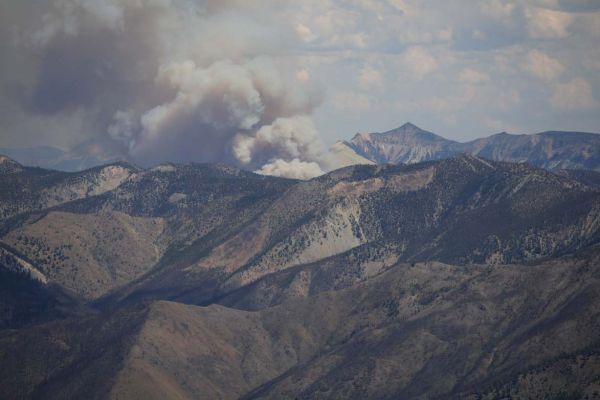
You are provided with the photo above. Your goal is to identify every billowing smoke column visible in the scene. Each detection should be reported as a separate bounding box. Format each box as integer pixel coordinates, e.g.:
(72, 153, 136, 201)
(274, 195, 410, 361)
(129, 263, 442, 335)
(0, 0, 332, 178)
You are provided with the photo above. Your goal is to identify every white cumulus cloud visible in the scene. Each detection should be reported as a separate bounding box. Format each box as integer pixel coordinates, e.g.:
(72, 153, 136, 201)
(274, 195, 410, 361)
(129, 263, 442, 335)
(522, 50, 565, 81)
(550, 78, 596, 109)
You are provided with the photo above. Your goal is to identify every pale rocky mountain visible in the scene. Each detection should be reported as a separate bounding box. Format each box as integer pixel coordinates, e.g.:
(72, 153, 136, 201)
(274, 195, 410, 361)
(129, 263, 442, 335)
(467, 130, 600, 171)
(334, 122, 600, 171)
(341, 123, 457, 164)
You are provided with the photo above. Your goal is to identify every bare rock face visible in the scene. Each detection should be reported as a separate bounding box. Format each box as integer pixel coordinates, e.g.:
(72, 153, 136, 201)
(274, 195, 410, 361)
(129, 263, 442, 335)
(336, 122, 600, 172)
(1, 156, 600, 399)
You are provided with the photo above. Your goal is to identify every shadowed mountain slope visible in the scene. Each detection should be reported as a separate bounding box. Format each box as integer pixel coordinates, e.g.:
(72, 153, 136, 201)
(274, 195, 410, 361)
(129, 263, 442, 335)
(1, 250, 599, 399)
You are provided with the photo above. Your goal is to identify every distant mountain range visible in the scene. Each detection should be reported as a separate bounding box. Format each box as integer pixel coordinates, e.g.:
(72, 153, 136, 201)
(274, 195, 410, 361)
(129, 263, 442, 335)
(0, 137, 128, 172)
(334, 122, 600, 171)
(3, 123, 599, 175)
(1, 153, 600, 398)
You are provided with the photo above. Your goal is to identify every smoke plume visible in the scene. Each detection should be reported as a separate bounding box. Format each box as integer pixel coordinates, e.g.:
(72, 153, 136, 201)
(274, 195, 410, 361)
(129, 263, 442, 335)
(0, 0, 331, 178)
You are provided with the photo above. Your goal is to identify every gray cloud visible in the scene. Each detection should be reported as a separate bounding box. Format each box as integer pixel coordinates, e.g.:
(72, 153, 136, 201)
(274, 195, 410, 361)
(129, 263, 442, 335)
(0, 0, 328, 178)
(555, 0, 600, 12)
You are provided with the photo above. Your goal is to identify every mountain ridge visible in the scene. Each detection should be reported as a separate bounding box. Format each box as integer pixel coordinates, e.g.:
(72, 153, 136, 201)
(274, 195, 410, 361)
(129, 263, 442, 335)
(1, 155, 600, 399)
(335, 123, 600, 172)
(2, 250, 599, 399)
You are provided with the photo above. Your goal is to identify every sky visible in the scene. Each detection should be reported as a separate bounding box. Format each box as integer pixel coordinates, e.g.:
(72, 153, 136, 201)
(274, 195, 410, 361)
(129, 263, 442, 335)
(0, 0, 599, 177)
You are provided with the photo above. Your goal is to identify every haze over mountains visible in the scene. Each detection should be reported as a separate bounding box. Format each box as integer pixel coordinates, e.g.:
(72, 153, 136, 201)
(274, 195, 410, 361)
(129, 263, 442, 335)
(0, 137, 130, 172)
(1, 151, 600, 399)
(4, 123, 600, 178)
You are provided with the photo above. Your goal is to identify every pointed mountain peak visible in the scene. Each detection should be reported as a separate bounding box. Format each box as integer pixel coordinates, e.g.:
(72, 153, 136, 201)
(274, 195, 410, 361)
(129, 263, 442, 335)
(491, 131, 517, 137)
(350, 123, 433, 144)
(399, 122, 420, 130)
(351, 132, 372, 142)
(394, 122, 433, 134)
(383, 123, 451, 144)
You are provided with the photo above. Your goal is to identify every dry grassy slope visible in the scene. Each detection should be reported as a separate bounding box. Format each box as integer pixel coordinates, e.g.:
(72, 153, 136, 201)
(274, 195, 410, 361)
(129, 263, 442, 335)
(189, 179, 330, 272)
(86, 164, 296, 305)
(469, 354, 600, 399)
(110, 301, 341, 400)
(241, 252, 600, 399)
(0, 303, 149, 400)
(2, 211, 166, 299)
(1, 251, 599, 399)
(218, 243, 402, 311)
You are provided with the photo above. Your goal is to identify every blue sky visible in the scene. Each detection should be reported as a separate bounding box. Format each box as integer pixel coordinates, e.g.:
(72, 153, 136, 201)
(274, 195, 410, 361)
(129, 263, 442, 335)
(293, 0, 600, 142)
